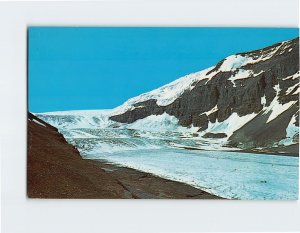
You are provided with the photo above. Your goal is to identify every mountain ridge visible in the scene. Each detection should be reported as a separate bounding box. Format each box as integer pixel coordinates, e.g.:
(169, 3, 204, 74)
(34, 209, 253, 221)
(35, 38, 299, 155)
(109, 37, 299, 152)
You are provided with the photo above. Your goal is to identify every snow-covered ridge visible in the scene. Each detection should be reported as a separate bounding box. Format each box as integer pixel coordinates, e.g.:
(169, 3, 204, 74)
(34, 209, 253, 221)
(111, 66, 217, 115)
(112, 39, 296, 116)
(36, 38, 298, 149)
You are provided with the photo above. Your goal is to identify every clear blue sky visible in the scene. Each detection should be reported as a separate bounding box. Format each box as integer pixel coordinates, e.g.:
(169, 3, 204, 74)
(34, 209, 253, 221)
(28, 27, 299, 112)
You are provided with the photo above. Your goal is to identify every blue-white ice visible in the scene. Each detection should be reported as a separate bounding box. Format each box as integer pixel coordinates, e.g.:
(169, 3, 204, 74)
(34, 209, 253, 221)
(86, 148, 298, 200)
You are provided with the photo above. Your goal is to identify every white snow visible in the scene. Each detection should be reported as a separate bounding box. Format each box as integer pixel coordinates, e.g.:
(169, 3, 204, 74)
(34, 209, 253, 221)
(32, 119, 46, 127)
(261, 95, 267, 106)
(228, 70, 265, 87)
(201, 112, 257, 138)
(126, 113, 198, 133)
(286, 83, 299, 95)
(253, 42, 284, 62)
(279, 114, 299, 146)
(202, 105, 218, 116)
(228, 69, 253, 86)
(219, 40, 293, 74)
(111, 66, 218, 115)
(241, 40, 292, 66)
(254, 70, 264, 77)
(283, 71, 299, 80)
(263, 84, 297, 123)
(266, 99, 296, 123)
(219, 55, 254, 72)
(218, 40, 291, 75)
(273, 83, 281, 93)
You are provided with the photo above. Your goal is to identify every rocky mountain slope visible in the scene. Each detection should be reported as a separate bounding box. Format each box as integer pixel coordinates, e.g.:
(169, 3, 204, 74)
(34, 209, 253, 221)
(109, 38, 299, 152)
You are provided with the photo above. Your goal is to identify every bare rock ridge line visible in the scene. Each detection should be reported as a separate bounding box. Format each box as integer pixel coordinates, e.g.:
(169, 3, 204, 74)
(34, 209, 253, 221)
(27, 112, 220, 199)
(109, 38, 299, 152)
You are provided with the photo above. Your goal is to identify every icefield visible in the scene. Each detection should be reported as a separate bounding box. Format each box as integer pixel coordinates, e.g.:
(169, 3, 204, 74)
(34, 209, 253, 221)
(37, 110, 299, 200)
(89, 148, 299, 200)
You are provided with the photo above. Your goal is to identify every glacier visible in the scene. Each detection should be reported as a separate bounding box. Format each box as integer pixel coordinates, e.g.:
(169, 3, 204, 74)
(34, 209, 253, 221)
(36, 110, 299, 200)
(89, 148, 298, 200)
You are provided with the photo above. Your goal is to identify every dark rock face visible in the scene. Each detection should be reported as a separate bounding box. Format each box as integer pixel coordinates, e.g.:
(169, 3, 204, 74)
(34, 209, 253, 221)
(203, 133, 227, 139)
(110, 38, 299, 149)
(112, 99, 165, 124)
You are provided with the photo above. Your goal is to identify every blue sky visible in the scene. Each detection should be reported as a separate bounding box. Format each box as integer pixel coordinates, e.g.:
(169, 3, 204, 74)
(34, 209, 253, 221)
(28, 27, 298, 112)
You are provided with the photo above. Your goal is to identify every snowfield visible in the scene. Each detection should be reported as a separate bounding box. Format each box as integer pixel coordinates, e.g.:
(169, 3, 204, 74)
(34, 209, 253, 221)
(263, 84, 297, 123)
(201, 112, 257, 138)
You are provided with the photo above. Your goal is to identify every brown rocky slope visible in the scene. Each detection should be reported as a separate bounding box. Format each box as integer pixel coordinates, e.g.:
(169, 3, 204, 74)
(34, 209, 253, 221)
(27, 112, 220, 199)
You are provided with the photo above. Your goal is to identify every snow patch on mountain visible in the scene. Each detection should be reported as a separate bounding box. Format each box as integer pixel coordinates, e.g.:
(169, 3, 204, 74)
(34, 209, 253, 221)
(261, 95, 267, 106)
(218, 40, 292, 74)
(279, 114, 299, 146)
(111, 66, 217, 115)
(263, 84, 297, 123)
(250, 40, 291, 63)
(201, 112, 257, 138)
(219, 55, 254, 72)
(228, 69, 252, 87)
(286, 83, 299, 95)
(126, 113, 198, 133)
(283, 71, 299, 80)
(202, 105, 218, 116)
(228, 70, 265, 87)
